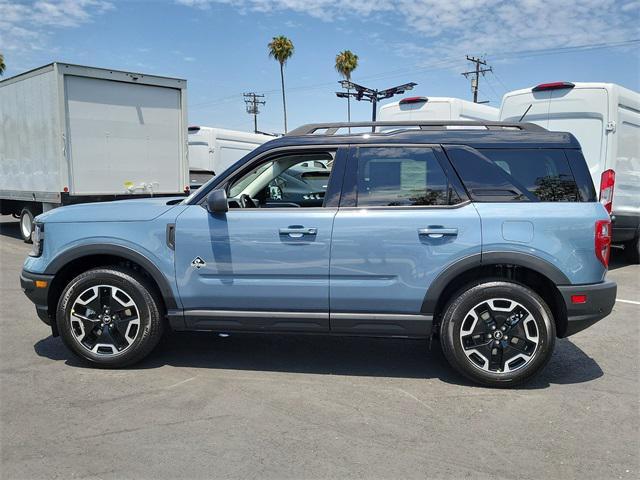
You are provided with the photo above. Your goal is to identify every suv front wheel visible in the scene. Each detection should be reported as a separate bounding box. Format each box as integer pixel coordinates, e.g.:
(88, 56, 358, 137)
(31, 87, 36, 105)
(57, 267, 164, 367)
(440, 281, 556, 387)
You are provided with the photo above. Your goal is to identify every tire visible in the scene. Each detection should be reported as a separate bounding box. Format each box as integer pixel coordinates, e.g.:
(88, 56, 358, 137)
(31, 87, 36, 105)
(440, 280, 556, 387)
(624, 235, 640, 264)
(19, 208, 34, 243)
(56, 267, 164, 368)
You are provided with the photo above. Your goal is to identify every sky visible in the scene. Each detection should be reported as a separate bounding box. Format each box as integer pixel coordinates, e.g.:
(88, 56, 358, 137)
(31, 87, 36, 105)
(1, 0, 639, 134)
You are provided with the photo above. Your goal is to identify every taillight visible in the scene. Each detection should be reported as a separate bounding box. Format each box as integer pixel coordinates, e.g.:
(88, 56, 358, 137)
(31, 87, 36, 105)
(532, 82, 575, 92)
(595, 219, 612, 268)
(599, 169, 615, 213)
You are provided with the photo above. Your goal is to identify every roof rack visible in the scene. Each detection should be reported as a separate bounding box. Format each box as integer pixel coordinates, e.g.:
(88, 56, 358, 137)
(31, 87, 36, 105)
(286, 121, 546, 136)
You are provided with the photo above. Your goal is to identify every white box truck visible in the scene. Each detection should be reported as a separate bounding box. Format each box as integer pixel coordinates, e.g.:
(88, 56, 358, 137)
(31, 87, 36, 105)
(187, 126, 273, 188)
(499, 82, 640, 262)
(378, 96, 499, 122)
(0, 62, 189, 241)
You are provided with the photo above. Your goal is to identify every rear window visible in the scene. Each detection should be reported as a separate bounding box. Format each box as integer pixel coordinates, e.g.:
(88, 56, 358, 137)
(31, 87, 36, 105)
(446, 147, 593, 202)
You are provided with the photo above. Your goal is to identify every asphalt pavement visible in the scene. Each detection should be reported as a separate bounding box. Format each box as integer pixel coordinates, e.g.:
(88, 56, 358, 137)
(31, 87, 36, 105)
(1, 216, 638, 480)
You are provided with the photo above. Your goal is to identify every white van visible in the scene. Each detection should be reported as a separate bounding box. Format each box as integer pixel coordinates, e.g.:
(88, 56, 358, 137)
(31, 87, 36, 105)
(378, 96, 499, 122)
(500, 82, 640, 262)
(188, 127, 273, 187)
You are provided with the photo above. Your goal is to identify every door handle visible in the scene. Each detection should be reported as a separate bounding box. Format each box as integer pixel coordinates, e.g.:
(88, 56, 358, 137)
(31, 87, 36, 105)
(279, 226, 318, 238)
(418, 227, 458, 238)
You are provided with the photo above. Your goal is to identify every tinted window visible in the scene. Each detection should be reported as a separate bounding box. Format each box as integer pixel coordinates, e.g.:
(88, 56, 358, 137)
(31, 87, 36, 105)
(564, 150, 597, 202)
(481, 149, 579, 202)
(355, 147, 461, 207)
(446, 146, 583, 202)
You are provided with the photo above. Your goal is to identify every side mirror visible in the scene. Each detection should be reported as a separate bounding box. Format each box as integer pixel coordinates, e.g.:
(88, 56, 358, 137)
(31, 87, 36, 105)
(206, 189, 228, 214)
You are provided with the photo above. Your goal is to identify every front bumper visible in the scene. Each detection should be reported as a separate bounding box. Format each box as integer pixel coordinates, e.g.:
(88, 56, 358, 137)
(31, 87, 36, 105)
(20, 270, 55, 328)
(558, 280, 617, 337)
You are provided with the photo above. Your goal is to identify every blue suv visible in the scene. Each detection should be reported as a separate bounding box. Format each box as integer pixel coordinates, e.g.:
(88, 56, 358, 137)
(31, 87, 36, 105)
(20, 121, 617, 387)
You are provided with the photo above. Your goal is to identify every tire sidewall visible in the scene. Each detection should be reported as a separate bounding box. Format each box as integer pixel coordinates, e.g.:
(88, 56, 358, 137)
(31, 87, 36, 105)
(441, 281, 556, 387)
(57, 269, 159, 367)
(20, 209, 34, 243)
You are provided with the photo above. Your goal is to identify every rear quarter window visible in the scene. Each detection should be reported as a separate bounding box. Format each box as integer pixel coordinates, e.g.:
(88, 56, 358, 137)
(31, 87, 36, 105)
(446, 146, 591, 202)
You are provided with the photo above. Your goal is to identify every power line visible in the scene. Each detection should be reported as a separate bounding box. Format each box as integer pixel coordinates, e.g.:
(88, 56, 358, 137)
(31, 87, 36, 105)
(243, 92, 265, 133)
(461, 56, 492, 103)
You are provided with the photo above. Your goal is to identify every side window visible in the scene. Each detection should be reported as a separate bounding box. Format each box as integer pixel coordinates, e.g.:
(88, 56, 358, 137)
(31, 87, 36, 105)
(227, 152, 334, 208)
(446, 146, 583, 202)
(355, 147, 462, 207)
(479, 149, 580, 202)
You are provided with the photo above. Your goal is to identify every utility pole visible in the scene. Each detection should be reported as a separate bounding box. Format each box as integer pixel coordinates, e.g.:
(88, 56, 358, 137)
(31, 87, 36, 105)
(243, 92, 265, 133)
(461, 56, 492, 103)
(336, 81, 417, 130)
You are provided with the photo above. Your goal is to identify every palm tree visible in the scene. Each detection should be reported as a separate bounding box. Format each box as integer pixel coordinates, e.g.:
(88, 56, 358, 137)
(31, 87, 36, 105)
(268, 36, 294, 133)
(335, 50, 359, 122)
(0, 53, 5, 76)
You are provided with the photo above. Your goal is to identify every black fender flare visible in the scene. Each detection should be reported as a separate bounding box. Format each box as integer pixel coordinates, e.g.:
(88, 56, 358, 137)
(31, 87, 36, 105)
(421, 251, 570, 315)
(45, 243, 178, 309)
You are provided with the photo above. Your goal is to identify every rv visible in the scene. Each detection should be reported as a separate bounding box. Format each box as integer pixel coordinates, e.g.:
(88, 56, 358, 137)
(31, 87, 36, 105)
(188, 127, 273, 187)
(378, 96, 499, 122)
(500, 82, 640, 262)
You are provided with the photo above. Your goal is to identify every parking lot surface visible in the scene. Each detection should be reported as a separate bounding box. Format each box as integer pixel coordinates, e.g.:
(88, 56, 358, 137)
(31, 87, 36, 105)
(1, 217, 638, 480)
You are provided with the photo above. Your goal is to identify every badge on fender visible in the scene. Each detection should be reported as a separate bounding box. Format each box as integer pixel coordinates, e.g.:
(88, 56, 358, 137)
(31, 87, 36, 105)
(191, 257, 206, 269)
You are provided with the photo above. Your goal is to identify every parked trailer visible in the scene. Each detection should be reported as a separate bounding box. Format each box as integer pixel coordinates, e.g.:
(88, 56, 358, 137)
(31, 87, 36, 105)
(378, 96, 499, 122)
(187, 126, 273, 188)
(0, 63, 189, 241)
(499, 82, 640, 262)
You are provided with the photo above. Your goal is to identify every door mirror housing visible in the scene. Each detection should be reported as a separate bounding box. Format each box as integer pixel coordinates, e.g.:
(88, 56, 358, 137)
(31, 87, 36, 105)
(207, 189, 229, 214)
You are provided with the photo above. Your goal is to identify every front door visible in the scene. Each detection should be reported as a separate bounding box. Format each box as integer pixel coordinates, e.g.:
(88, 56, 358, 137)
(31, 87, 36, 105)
(329, 145, 482, 336)
(174, 148, 343, 332)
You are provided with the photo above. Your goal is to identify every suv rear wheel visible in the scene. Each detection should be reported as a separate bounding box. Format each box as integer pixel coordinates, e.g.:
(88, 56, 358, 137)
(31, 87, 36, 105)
(57, 267, 164, 367)
(440, 281, 555, 387)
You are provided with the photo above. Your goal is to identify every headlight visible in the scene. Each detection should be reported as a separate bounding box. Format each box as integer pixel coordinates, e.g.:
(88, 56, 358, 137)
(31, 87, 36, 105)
(29, 223, 44, 257)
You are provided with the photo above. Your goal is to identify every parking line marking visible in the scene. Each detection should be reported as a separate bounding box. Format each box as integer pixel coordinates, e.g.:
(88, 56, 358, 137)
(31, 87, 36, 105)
(167, 377, 196, 389)
(617, 299, 640, 305)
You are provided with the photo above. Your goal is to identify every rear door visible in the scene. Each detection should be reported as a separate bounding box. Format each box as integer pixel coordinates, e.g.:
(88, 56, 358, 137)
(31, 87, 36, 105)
(546, 87, 608, 191)
(329, 145, 482, 335)
(64, 75, 183, 194)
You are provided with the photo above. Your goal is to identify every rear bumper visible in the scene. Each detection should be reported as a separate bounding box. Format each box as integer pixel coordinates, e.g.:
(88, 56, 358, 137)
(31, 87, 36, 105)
(558, 280, 617, 337)
(20, 270, 54, 327)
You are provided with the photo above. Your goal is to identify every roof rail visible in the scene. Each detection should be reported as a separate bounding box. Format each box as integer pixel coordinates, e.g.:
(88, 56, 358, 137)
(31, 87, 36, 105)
(286, 121, 546, 136)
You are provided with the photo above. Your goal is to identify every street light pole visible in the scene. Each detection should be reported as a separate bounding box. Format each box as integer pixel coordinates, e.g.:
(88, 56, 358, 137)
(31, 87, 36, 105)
(336, 81, 417, 130)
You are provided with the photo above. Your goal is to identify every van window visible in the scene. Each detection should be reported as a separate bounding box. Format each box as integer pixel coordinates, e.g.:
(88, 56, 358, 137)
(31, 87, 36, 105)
(355, 147, 462, 207)
(446, 147, 586, 202)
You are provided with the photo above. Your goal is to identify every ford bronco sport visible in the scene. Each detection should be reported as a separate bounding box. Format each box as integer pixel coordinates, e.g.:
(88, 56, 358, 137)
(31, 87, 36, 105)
(21, 121, 617, 387)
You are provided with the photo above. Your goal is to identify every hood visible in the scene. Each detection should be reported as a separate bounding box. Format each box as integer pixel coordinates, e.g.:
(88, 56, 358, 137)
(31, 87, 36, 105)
(36, 197, 184, 224)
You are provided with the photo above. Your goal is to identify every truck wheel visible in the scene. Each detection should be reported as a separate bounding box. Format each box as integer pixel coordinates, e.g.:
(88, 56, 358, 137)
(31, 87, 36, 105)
(440, 281, 556, 388)
(56, 267, 164, 368)
(624, 236, 640, 264)
(19, 208, 34, 243)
